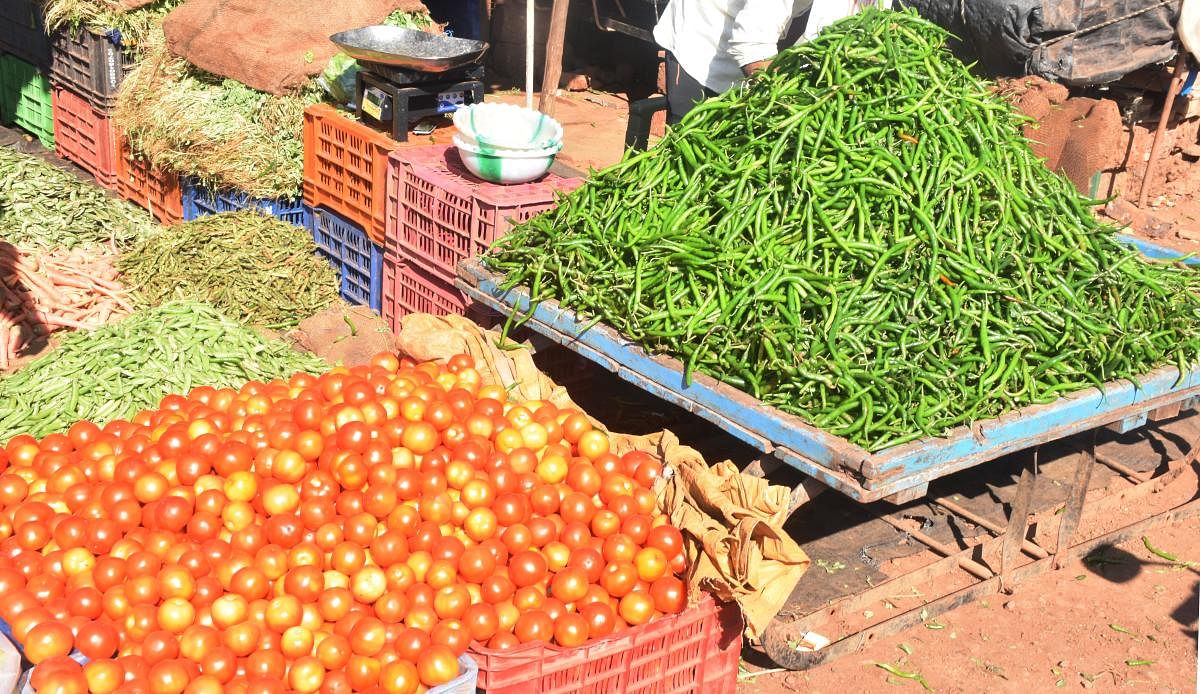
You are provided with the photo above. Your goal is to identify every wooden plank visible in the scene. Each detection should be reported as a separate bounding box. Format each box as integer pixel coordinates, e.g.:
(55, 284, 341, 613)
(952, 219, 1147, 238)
(537, 0, 570, 116)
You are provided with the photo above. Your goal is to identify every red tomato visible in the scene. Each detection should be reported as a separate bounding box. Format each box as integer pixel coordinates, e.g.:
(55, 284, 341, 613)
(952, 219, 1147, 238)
(580, 602, 616, 639)
(24, 620, 74, 663)
(513, 610, 553, 644)
(507, 550, 548, 588)
(416, 644, 459, 687)
(618, 593, 655, 626)
(553, 613, 589, 647)
(649, 576, 687, 614)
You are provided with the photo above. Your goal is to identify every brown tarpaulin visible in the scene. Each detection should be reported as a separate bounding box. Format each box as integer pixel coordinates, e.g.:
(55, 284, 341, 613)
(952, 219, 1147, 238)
(395, 314, 811, 637)
(162, 0, 428, 95)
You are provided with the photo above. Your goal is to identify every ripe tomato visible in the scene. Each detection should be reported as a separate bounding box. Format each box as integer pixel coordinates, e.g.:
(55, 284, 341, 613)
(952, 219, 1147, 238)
(431, 619, 470, 656)
(75, 620, 119, 659)
(549, 567, 589, 603)
(513, 610, 553, 644)
(416, 644, 459, 687)
(646, 525, 685, 561)
(634, 547, 669, 582)
(83, 658, 125, 694)
(580, 602, 616, 639)
(507, 550, 548, 588)
(462, 603, 499, 642)
(618, 593, 655, 626)
(649, 576, 687, 614)
(553, 613, 589, 647)
(457, 547, 496, 584)
(600, 562, 638, 598)
(24, 620, 74, 663)
(567, 548, 605, 584)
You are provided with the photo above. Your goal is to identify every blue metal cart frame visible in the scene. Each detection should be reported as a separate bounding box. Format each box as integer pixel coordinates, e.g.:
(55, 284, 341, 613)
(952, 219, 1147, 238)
(456, 235, 1200, 504)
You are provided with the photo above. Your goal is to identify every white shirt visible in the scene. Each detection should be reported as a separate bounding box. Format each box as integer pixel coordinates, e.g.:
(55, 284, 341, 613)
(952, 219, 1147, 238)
(653, 0, 891, 93)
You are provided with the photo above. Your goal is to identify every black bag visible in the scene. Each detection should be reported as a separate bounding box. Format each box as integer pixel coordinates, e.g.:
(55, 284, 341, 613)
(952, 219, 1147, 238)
(899, 0, 1182, 85)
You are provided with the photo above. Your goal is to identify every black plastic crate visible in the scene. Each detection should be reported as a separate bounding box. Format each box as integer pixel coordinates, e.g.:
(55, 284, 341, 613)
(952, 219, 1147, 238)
(50, 28, 135, 111)
(0, 0, 51, 68)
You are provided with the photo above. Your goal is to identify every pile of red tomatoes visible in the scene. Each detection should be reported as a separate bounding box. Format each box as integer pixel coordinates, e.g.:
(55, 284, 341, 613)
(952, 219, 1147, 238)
(0, 353, 688, 694)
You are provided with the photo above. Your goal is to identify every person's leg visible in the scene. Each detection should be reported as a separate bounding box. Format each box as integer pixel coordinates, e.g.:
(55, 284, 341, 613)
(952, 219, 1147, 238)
(664, 53, 712, 125)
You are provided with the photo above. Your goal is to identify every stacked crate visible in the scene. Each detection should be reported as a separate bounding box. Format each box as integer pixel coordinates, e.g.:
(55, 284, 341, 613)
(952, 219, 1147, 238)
(45, 24, 170, 210)
(0, 0, 54, 148)
(300, 104, 460, 312)
(301, 103, 395, 312)
(382, 143, 583, 331)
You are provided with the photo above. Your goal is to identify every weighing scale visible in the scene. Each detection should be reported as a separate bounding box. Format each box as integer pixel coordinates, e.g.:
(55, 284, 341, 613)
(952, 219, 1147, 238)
(330, 26, 489, 142)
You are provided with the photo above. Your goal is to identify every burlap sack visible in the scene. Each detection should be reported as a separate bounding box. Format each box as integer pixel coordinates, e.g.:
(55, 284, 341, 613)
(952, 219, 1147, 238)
(162, 0, 428, 95)
(395, 313, 811, 637)
(120, 0, 161, 8)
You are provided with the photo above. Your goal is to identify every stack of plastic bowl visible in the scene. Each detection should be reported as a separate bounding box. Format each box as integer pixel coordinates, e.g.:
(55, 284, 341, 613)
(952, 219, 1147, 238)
(452, 103, 564, 184)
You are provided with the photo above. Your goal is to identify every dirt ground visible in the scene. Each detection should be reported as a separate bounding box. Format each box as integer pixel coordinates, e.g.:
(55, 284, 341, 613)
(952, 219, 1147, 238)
(740, 519, 1199, 693)
(490, 90, 633, 172)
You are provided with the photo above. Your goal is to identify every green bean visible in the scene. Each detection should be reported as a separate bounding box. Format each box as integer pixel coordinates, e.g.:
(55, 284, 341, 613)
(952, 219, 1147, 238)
(0, 302, 327, 442)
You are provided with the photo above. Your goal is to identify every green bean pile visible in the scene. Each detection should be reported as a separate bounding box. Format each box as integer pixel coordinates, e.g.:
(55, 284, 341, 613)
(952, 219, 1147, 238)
(0, 302, 327, 442)
(118, 212, 340, 330)
(487, 8, 1200, 451)
(0, 148, 156, 249)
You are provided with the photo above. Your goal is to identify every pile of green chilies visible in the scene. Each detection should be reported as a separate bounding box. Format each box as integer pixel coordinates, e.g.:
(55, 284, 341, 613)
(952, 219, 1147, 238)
(487, 8, 1200, 452)
(118, 211, 340, 330)
(0, 302, 327, 442)
(0, 148, 156, 249)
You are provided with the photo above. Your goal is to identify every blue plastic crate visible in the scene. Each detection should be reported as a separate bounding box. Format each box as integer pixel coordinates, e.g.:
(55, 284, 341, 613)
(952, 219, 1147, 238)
(308, 205, 384, 312)
(181, 177, 308, 227)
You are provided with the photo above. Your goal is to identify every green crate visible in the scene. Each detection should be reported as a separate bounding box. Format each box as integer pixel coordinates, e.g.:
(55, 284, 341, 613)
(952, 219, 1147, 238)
(0, 54, 55, 149)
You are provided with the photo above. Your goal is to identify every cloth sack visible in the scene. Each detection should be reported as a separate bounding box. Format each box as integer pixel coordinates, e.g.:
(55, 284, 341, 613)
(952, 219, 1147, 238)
(162, 0, 427, 95)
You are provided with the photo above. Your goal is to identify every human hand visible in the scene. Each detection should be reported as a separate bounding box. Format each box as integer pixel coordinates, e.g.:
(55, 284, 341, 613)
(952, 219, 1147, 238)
(742, 59, 772, 77)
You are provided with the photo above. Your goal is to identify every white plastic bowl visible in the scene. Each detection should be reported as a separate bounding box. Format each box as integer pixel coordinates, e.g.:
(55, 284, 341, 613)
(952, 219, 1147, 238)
(453, 102, 563, 151)
(453, 135, 561, 184)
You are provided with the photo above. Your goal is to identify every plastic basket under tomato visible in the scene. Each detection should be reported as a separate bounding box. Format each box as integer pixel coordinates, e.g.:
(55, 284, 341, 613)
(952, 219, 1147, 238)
(470, 595, 742, 694)
(1, 613, 478, 694)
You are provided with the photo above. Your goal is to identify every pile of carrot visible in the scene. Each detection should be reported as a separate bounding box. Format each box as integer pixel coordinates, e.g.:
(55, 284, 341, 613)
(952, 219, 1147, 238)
(0, 241, 132, 370)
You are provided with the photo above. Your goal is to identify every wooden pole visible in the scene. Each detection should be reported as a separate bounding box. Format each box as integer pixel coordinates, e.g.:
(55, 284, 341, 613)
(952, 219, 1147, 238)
(1138, 54, 1189, 207)
(538, 0, 570, 115)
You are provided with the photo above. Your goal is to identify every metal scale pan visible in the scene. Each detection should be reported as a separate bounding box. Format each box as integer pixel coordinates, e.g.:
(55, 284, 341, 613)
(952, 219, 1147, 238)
(329, 26, 489, 72)
(330, 26, 490, 141)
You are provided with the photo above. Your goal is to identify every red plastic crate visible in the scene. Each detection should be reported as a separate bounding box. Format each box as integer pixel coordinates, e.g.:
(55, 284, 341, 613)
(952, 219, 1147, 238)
(470, 595, 741, 694)
(381, 252, 471, 332)
(51, 85, 117, 188)
(115, 134, 183, 225)
(386, 144, 584, 285)
(302, 103, 397, 245)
